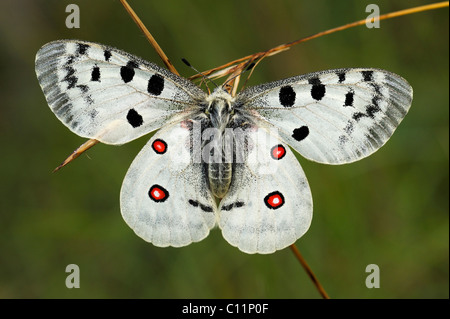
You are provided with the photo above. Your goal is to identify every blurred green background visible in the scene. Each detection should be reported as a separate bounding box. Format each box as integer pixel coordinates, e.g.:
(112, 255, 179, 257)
(0, 0, 448, 299)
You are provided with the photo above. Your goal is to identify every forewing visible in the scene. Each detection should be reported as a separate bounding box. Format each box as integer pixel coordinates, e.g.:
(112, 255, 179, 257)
(35, 40, 206, 144)
(236, 68, 413, 164)
(120, 120, 217, 248)
(218, 127, 312, 254)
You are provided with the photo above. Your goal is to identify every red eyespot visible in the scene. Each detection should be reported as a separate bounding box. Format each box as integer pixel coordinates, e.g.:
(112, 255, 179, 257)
(264, 191, 285, 209)
(148, 184, 169, 202)
(270, 144, 286, 160)
(152, 139, 167, 154)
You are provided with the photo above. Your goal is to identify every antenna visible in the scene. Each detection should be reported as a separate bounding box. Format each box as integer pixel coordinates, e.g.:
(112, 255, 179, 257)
(181, 58, 219, 90)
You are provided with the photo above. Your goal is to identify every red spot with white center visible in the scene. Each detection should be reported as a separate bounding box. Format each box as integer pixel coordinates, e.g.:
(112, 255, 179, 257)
(271, 144, 286, 160)
(264, 191, 285, 209)
(152, 139, 167, 154)
(148, 184, 169, 203)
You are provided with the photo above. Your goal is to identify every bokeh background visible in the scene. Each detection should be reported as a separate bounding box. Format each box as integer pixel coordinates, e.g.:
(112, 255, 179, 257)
(0, 0, 448, 298)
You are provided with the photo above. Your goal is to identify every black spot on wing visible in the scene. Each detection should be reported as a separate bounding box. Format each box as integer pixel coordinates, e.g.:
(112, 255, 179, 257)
(65, 55, 76, 66)
(200, 204, 213, 213)
(352, 104, 381, 121)
(188, 199, 214, 212)
(120, 61, 138, 83)
(337, 71, 346, 83)
(91, 65, 100, 82)
(126, 108, 143, 128)
(344, 90, 354, 107)
(221, 204, 233, 211)
(308, 77, 326, 101)
(292, 125, 309, 141)
(372, 95, 381, 107)
(63, 66, 77, 89)
(147, 74, 164, 95)
(221, 201, 245, 211)
(76, 43, 89, 55)
(188, 199, 199, 207)
(104, 50, 112, 62)
(366, 104, 381, 118)
(362, 70, 374, 82)
(279, 85, 296, 107)
(352, 112, 365, 121)
(76, 84, 89, 93)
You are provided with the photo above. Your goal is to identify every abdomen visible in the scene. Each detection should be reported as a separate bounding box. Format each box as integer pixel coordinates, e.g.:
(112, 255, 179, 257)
(208, 162, 232, 198)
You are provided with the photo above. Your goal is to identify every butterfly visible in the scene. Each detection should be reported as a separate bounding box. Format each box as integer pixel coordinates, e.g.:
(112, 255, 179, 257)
(35, 40, 413, 254)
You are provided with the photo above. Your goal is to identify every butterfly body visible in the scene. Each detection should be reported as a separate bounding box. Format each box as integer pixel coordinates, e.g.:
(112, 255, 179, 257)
(36, 40, 413, 254)
(202, 88, 236, 198)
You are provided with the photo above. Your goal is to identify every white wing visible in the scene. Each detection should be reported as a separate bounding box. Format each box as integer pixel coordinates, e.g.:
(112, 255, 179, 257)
(120, 120, 217, 247)
(236, 68, 413, 164)
(218, 127, 312, 254)
(35, 40, 206, 145)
